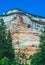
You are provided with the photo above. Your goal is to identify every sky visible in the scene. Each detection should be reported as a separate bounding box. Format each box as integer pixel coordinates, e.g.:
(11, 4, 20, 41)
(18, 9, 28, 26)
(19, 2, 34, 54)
(0, 0, 45, 17)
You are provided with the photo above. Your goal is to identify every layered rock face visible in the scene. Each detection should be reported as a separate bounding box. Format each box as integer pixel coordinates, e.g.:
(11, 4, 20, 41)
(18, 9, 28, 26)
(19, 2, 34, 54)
(11, 15, 39, 47)
(9, 14, 39, 57)
(1, 9, 45, 57)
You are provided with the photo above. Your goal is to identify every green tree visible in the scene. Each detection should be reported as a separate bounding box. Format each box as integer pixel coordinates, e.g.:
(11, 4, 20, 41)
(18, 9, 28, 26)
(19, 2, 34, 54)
(30, 26, 45, 65)
(0, 18, 6, 59)
(0, 57, 10, 65)
(39, 26, 45, 64)
(4, 30, 15, 60)
(0, 18, 15, 61)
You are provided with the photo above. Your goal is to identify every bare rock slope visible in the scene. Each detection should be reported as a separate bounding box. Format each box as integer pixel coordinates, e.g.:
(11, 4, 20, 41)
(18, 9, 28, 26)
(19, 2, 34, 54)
(0, 9, 45, 56)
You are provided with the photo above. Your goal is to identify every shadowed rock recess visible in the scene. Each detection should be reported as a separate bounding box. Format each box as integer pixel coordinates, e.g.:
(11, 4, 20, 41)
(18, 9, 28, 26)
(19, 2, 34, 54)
(0, 9, 45, 57)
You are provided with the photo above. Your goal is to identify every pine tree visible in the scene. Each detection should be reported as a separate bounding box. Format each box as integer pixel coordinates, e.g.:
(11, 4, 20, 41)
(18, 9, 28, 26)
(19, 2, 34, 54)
(0, 18, 6, 59)
(39, 26, 45, 64)
(30, 26, 45, 65)
(4, 30, 15, 60)
(0, 18, 15, 61)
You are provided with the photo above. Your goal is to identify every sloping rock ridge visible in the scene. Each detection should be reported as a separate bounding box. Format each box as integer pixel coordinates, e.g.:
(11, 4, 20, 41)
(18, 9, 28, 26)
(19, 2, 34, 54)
(0, 8, 45, 57)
